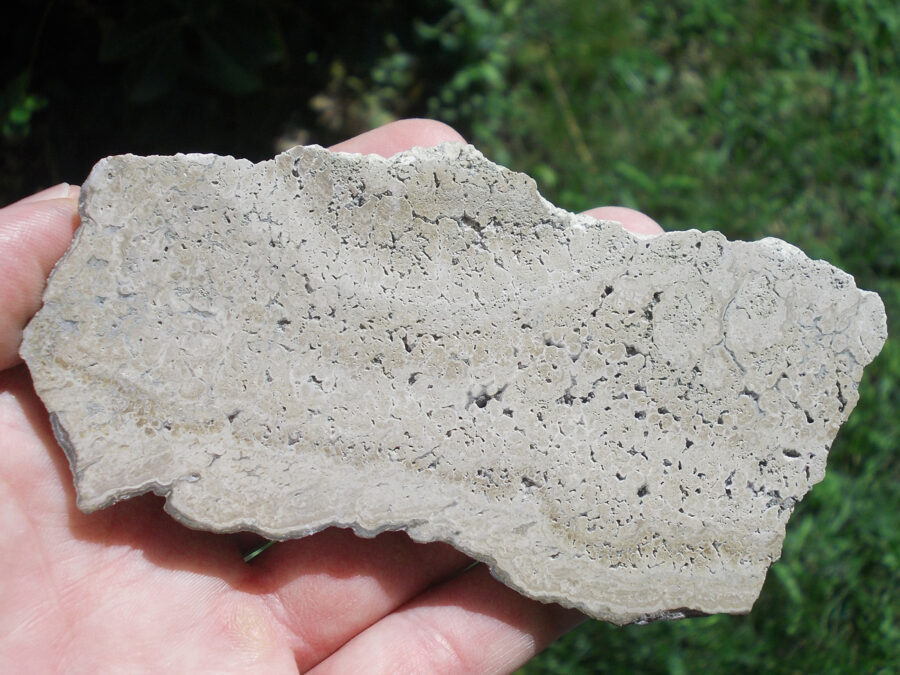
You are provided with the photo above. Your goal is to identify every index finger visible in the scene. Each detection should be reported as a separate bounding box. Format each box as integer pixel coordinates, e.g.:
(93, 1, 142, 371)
(0, 184, 80, 370)
(329, 118, 466, 156)
(583, 205, 664, 235)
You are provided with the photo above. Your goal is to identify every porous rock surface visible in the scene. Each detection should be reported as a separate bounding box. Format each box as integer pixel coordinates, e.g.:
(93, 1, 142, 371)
(21, 143, 887, 624)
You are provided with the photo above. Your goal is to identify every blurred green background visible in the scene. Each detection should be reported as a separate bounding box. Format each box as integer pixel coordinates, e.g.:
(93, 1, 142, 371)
(3, 1, 897, 672)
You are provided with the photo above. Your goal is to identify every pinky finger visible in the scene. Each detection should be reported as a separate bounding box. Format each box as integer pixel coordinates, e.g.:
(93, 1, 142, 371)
(308, 563, 584, 675)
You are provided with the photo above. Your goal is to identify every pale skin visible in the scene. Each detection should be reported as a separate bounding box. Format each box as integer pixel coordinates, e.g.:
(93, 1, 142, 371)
(0, 119, 663, 674)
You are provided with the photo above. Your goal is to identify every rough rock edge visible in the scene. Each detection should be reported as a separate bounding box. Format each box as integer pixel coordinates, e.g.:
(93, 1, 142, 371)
(27, 143, 889, 626)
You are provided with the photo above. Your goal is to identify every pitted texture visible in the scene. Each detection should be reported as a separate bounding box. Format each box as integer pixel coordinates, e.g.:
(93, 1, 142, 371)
(21, 144, 887, 624)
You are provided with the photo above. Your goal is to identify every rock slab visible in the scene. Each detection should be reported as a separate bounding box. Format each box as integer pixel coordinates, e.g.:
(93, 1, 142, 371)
(21, 144, 887, 624)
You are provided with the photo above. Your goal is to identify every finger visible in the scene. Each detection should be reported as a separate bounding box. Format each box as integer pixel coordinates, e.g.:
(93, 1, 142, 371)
(14, 183, 78, 205)
(583, 205, 664, 235)
(329, 118, 466, 157)
(0, 185, 80, 370)
(253, 530, 470, 670)
(310, 563, 585, 675)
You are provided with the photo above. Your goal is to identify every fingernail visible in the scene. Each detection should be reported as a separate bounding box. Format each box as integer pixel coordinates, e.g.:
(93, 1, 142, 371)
(16, 183, 77, 205)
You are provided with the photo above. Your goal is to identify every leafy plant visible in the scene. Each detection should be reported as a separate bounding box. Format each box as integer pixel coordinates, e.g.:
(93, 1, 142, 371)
(0, 72, 46, 142)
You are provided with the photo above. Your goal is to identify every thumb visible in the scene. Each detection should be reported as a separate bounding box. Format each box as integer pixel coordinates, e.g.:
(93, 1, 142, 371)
(0, 184, 80, 371)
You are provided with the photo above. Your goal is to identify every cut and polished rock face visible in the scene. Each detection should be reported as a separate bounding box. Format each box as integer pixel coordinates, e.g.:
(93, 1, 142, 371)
(20, 143, 886, 624)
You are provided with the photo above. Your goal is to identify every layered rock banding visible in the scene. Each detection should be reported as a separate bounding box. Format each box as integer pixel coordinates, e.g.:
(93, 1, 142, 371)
(20, 144, 887, 624)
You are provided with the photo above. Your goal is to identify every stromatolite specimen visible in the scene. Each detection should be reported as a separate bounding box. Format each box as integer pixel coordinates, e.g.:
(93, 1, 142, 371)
(21, 144, 886, 624)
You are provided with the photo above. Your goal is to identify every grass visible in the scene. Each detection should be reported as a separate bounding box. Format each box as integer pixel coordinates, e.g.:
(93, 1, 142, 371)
(418, 1, 899, 672)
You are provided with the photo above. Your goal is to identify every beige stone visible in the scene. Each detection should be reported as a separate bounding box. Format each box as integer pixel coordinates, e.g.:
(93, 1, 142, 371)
(20, 144, 887, 624)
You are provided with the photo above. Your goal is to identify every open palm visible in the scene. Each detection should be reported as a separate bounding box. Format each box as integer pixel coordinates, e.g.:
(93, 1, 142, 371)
(0, 120, 662, 673)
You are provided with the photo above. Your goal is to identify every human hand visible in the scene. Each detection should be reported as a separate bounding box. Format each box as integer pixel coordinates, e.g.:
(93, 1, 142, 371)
(0, 119, 662, 673)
